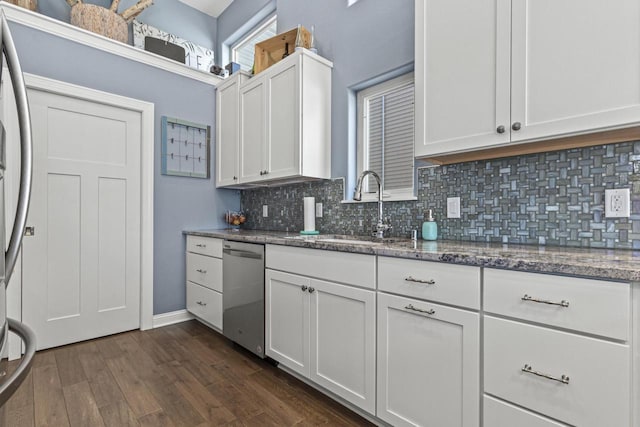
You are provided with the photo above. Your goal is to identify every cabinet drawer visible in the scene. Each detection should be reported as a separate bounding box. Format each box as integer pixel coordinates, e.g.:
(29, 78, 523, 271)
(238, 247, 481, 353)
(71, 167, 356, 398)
(484, 269, 630, 340)
(186, 252, 222, 292)
(484, 395, 567, 427)
(484, 316, 630, 427)
(266, 245, 375, 289)
(186, 281, 222, 330)
(378, 257, 480, 309)
(186, 235, 222, 258)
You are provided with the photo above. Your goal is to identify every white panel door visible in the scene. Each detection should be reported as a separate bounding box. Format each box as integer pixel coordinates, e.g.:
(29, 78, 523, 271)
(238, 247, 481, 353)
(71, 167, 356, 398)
(415, 0, 511, 157)
(510, 0, 640, 142)
(23, 88, 142, 350)
(239, 78, 266, 183)
(265, 269, 310, 377)
(377, 292, 480, 427)
(309, 279, 376, 415)
(266, 60, 300, 179)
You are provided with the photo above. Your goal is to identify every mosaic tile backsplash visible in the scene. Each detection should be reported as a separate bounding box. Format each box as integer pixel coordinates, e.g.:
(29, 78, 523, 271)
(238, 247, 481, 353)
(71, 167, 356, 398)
(240, 141, 640, 249)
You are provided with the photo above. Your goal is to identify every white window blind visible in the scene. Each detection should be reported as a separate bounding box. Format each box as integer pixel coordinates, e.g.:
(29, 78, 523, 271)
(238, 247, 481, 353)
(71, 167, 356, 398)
(232, 16, 277, 72)
(358, 73, 415, 200)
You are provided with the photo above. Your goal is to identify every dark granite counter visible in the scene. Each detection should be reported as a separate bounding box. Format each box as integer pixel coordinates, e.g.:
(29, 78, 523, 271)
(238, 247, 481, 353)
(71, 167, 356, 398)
(184, 229, 640, 282)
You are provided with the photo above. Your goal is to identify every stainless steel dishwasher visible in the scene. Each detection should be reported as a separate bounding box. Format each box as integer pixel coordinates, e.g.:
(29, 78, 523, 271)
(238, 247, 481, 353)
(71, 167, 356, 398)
(222, 241, 265, 358)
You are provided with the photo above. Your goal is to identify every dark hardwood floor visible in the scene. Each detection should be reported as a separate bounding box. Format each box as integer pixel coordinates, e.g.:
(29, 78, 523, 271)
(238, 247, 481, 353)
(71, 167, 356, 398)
(0, 321, 373, 426)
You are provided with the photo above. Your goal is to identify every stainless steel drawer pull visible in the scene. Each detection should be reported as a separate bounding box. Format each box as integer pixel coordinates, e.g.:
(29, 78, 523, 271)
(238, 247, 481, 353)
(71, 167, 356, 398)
(195, 244, 206, 248)
(196, 269, 207, 274)
(404, 304, 435, 316)
(196, 301, 207, 307)
(522, 364, 569, 384)
(522, 294, 569, 307)
(405, 276, 436, 285)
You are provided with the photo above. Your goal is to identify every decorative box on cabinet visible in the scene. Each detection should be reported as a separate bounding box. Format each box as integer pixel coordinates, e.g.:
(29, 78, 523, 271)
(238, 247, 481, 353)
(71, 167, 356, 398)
(264, 245, 376, 415)
(415, 0, 640, 158)
(185, 236, 223, 330)
(216, 71, 249, 188)
(483, 269, 631, 427)
(237, 49, 332, 186)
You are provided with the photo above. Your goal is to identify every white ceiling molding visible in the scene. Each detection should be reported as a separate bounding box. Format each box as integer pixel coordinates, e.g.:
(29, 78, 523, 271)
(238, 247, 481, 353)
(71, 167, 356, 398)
(176, 0, 234, 17)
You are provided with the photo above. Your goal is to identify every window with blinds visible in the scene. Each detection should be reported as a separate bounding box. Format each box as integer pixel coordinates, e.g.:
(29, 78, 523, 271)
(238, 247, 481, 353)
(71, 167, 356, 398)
(231, 16, 277, 72)
(357, 73, 415, 200)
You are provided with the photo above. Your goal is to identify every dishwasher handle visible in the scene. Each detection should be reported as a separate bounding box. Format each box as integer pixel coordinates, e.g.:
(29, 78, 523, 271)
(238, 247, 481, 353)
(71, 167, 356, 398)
(223, 247, 263, 260)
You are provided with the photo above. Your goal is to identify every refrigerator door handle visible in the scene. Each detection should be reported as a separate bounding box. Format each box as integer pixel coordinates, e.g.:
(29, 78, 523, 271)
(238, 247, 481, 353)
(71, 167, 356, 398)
(2, 12, 33, 283)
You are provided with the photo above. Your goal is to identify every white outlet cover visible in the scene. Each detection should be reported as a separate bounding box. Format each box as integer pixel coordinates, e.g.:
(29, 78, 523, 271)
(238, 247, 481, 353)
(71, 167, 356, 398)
(447, 197, 461, 219)
(315, 202, 323, 218)
(604, 188, 630, 218)
(262, 205, 268, 217)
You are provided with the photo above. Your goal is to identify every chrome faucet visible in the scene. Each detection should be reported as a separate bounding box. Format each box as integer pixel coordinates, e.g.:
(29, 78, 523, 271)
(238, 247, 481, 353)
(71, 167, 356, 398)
(353, 170, 392, 238)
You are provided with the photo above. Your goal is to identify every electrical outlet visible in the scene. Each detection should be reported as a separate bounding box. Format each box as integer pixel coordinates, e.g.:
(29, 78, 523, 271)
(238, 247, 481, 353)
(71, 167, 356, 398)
(447, 197, 461, 219)
(316, 202, 323, 218)
(262, 205, 268, 217)
(605, 189, 630, 218)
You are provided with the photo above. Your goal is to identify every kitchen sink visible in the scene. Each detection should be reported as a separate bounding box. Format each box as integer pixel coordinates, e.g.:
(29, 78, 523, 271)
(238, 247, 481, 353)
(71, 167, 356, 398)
(284, 234, 396, 245)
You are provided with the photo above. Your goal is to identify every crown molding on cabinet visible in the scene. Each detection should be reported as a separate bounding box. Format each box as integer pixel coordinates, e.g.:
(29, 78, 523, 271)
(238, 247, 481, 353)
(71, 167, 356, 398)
(0, 1, 223, 86)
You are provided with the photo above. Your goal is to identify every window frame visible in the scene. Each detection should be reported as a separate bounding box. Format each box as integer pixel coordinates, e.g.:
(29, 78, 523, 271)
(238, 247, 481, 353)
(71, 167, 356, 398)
(230, 14, 277, 72)
(356, 72, 416, 202)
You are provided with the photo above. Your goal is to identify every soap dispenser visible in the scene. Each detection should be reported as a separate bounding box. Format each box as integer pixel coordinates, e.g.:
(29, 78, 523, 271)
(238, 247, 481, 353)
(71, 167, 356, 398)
(422, 209, 438, 241)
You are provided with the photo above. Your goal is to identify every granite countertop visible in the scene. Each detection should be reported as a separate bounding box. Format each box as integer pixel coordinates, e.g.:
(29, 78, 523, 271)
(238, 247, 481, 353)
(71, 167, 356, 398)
(184, 229, 640, 282)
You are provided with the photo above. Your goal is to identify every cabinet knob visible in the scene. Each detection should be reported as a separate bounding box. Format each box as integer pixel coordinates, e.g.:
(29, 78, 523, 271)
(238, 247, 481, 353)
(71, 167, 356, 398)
(512, 122, 522, 131)
(308, 287, 315, 293)
(263, 170, 269, 175)
(496, 125, 505, 134)
(259, 171, 264, 176)
(301, 285, 308, 292)
(233, 176, 237, 180)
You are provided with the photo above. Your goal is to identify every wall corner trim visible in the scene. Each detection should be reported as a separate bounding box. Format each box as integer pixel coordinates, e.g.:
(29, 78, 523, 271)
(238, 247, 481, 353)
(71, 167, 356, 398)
(152, 309, 194, 328)
(0, 1, 224, 86)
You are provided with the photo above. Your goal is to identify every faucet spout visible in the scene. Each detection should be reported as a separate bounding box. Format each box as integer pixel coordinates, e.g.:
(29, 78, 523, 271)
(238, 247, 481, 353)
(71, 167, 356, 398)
(353, 170, 391, 238)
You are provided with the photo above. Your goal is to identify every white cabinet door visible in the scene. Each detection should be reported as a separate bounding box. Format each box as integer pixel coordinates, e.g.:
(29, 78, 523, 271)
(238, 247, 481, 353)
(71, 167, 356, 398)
(239, 78, 266, 182)
(266, 60, 300, 180)
(415, 0, 511, 157)
(511, 0, 640, 142)
(309, 279, 376, 415)
(377, 293, 480, 427)
(265, 269, 311, 377)
(216, 73, 247, 187)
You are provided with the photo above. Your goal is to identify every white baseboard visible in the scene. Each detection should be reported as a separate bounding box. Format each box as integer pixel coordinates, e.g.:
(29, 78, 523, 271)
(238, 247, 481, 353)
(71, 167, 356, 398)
(152, 309, 194, 328)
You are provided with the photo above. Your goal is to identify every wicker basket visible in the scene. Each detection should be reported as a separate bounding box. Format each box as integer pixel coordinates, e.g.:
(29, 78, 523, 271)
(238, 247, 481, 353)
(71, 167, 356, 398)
(5, 0, 37, 11)
(70, 4, 127, 43)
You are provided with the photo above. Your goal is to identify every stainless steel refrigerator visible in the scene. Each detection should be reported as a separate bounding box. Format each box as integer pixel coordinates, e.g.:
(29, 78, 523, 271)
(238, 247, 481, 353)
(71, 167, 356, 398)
(0, 11, 36, 407)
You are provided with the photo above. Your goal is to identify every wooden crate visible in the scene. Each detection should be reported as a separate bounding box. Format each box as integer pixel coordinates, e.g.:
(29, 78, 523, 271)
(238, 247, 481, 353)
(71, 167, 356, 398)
(254, 26, 311, 74)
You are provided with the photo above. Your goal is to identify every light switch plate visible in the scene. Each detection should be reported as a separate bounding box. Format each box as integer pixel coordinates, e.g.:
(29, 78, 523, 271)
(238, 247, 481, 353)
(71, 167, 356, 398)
(605, 189, 630, 218)
(447, 197, 461, 219)
(262, 205, 268, 217)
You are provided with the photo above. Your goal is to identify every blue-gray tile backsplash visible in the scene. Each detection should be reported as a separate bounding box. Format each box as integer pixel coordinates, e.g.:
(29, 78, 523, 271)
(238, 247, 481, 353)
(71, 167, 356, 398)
(240, 141, 640, 249)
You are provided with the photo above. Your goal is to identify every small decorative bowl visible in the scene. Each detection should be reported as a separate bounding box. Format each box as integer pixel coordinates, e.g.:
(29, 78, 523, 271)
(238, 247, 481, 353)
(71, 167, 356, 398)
(224, 210, 247, 230)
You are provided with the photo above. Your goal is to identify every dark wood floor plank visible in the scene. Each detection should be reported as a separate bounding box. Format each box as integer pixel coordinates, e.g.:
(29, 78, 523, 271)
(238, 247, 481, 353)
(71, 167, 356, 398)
(31, 350, 56, 369)
(105, 356, 161, 418)
(138, 410, 176, 427)
(54, 346, 87, 387)
(3, 362, 35, 427)
(94, 335, 124, 360)
(99, 400, 140, 427)
(32, 364, 70, 427)
(62, 381, 106, 427)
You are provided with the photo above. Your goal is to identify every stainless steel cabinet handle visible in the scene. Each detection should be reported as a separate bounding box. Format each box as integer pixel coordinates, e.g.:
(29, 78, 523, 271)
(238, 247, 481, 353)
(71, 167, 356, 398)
(522, 294, 569, 308)
(196, 269, 207, 274)
(195, 244, 206, 248)
(196, 301, 207, 306)
(496, 125, 505, 134)
(404, 304, 435, 316)
(512, 122, 522, 131)
(308, 287, 315, 293)
(522, 364, 569, 384)
(301, 285, 308, 292)
(233, 176, 237, 180)
(405, 276, 436, 285)
(259, 171, 264, 175)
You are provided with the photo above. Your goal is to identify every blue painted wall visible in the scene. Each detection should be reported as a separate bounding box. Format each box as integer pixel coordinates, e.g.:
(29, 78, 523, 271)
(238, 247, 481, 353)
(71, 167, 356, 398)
(9, 21, 239, 315)
(217, 0, 415, 190)
(37, 0, 217, 50)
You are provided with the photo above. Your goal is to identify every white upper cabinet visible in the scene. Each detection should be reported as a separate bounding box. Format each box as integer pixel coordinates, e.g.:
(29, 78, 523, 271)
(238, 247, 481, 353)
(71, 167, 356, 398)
(415, 0, 640, 158)
(220, 49, 332, 187)
(216, 72, 249, 187)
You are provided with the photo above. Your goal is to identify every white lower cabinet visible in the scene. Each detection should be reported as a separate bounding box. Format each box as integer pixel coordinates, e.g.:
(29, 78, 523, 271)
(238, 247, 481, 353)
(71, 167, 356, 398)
(484, 395, 568, 427)
(185, 236, 223, 330)
(376, 292, 480, 427)
(186, 281, 222, 330)
(265, 269, 376, 414)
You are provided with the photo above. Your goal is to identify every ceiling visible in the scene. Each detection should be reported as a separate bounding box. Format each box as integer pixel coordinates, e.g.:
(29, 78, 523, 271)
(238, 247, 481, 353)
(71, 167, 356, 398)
(176, 0, 234, 18)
